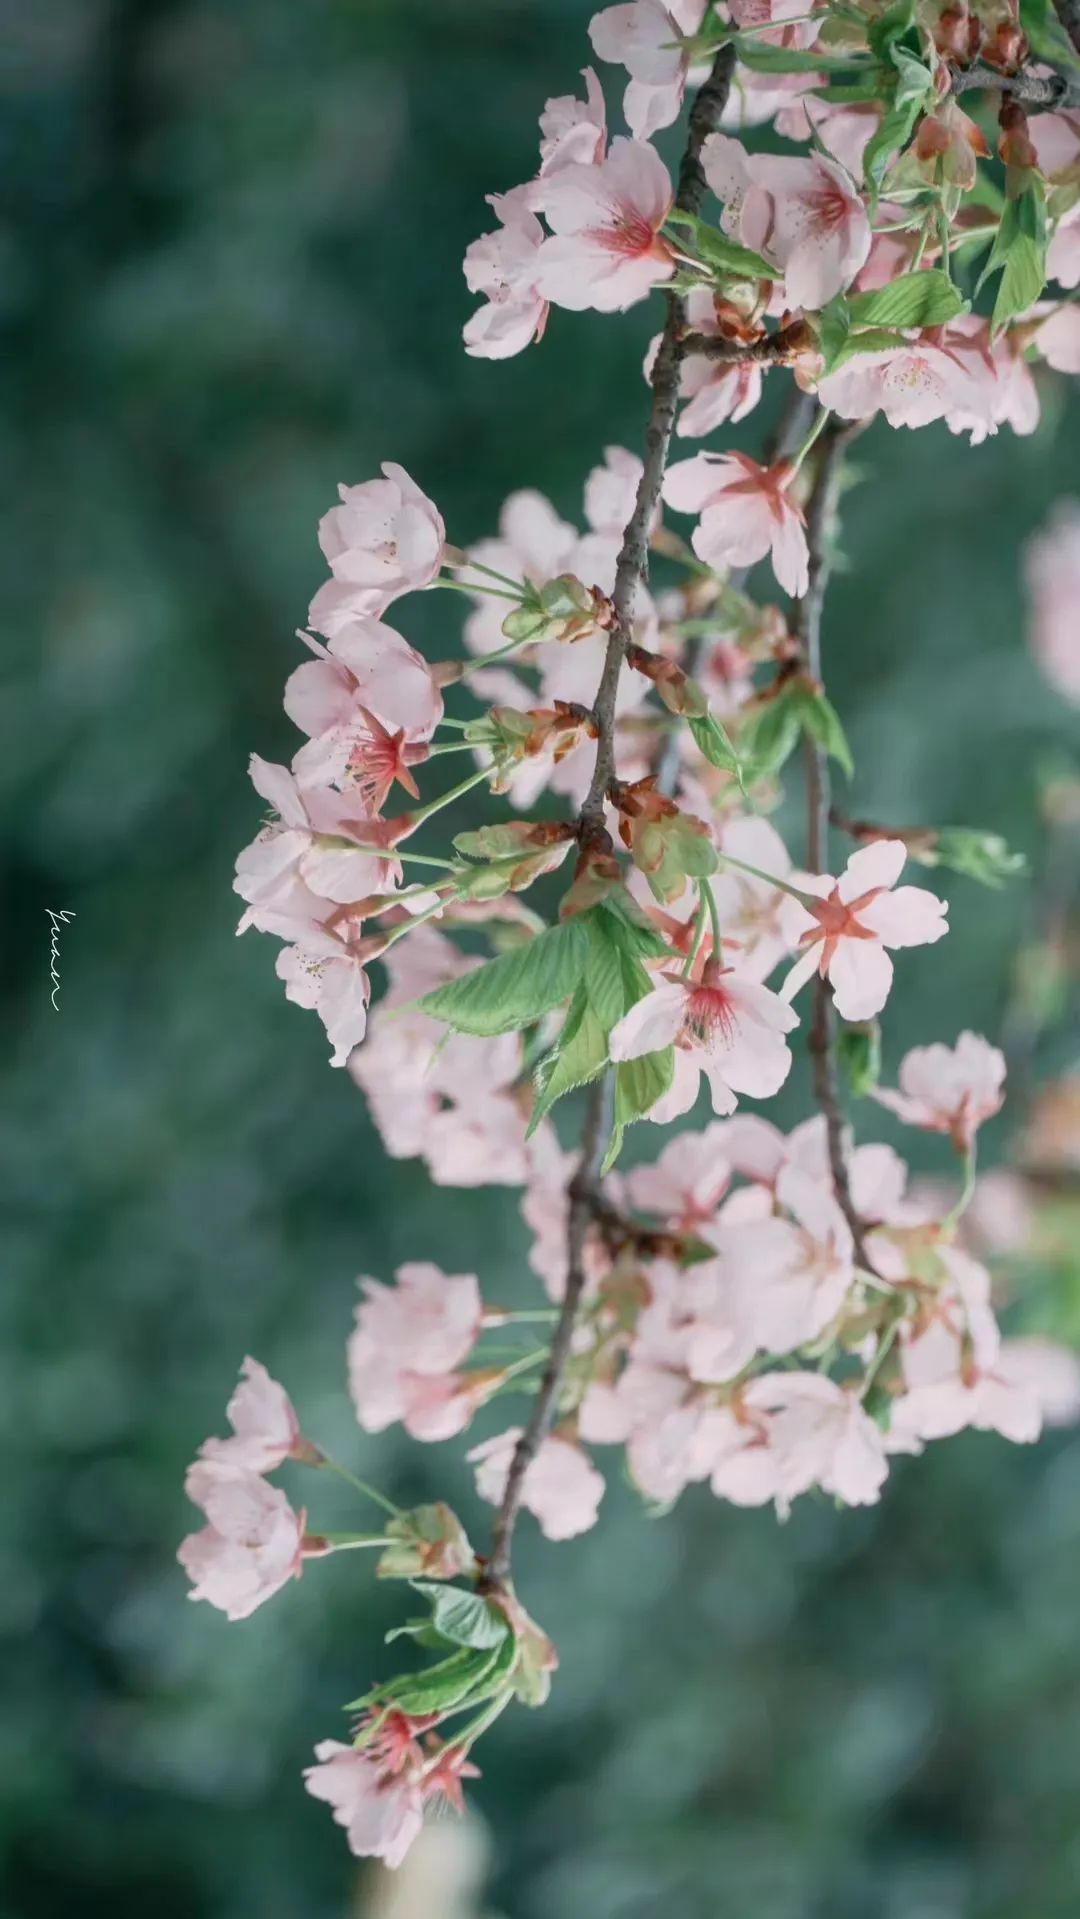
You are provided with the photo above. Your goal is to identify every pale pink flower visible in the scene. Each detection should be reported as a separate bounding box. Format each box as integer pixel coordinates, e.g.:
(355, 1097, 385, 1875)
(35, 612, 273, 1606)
(717, 1162, 854, 1353)
(707, 1373, 889, 1509)
(521, 1126, 610, 1301)
(663, 450, 809, 596)
(584, 444, 645, 537)
(199, 1358, 303, 1475)
(589, 0, 708, 140)
(624, 1122, 734, 1228)
(276, 938, 372, 1068)
(1049, 202, 1080, 289)
(304, 1741, 423, 1869)
(287, 614, 443, 794)
(316, 465, 445, 617)
(942, 315, 1039, 444)
(609, 959, 798, 1120)
(463, 187, 548, 362)
(423, 1091, 531, 1189)
(815, 334, 995, 434)
(459, 489, 579, 659)
(533, 137, 675, 314)
(780, 840, 948, 1022)
(539, 68, 608, 173)
(892, 1247, 1040, 1445)
(711, 814, 796, 981)
(1025, 500, 1080, 703)
(872, 1031, 1005, 1152)
(178, 1461, 306, 1621)
(348, 1263, 483, 1436)
(703, 133, 871, 309)
(996, 1338, 1080, 1427)
(1035, 302, 1080, 374)
(469, 1429, 605, 1538)
(776, 96, 880, 176)
(236, 754, 399, 909)
(730, 0, 823, 49)
(645, 286, 765, 441)
(1029, 108, 1080, 182)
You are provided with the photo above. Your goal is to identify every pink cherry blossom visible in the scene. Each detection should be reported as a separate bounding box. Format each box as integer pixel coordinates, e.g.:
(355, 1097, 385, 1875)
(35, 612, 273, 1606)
(707, 1372, 889, 1510)
(533, 137, 675, 314)
(236, 754, 399, 910)
(624, 1122, 734, 1228)
(996, 1338, 1080, 1427)
(663, 450, 810, 596)
(348, 1262, 483, 1436)
(178, 1461, 306, 1621)
(463, 187, 549, 362)
(891, 1247, 1040, 1445)
(459, 489, 579, 658)
(815, 332, 996, 435)
(584, 444, 645, 538)
(1049, 201, 1080, 289)
(780, 839, 948, 1022)
(609, 959, 798, 1120)
(316, 465, 445, 617)
(589, 0, 708, 140)
(539, 68, 608, 173)
(199, 1358, 303, 1474)
(521, 1126, 611, 1301)
(872, 1031, 1005, 1152)
(275, 937, 372, 1068)
(711, 814, 796, 981)
(703, 133, 871, 309)
(286, 621, 442, 802)
(1025, 500, 1080, 704)
(716, 1162, 854, 1354)
(1035, 302, 1080, 374)
(468, 1428, 605, 1538)
(304, 1741, 423, 1869)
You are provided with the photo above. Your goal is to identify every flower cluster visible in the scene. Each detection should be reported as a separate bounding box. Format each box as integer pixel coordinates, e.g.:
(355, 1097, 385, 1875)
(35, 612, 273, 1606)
(186, 1, 1080, 1877)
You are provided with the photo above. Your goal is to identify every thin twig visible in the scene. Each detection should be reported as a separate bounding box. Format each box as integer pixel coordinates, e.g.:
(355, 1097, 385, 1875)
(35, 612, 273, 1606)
(481, 46, 737, 1596)
(795, 413, 874, 1270)
(950, 60, 1080, 109)
(680, 328, 810, 366)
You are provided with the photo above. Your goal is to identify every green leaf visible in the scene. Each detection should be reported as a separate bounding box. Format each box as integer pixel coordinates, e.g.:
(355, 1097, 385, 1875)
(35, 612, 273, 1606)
(978, 181, 1048, 334)
(792, 687, 855, 778)
(688, 710, 746, 788)
(581, 908, 654, 1029)
(846, 268, 967, 332)
(925, 826, 1028, 888)
(667, 209, 777, 282)
(734, 38, 872, 73)
(863, 93, 924, 194)
(739, 695, 803, 781)
(411, 1582, 510, 1650)
(837, 1021, 882, 1097)
(348, 1643, 501, 1718)
(529, 986, 609, 1132)
(419, 919, 586, 1035)
(867, 0, 916, 61)
(597, 889, 672, 960)
(602, 1050, 675, 1173)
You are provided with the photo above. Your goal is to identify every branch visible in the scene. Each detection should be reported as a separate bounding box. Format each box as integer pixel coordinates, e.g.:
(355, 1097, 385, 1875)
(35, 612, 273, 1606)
(481, 45, 737, 1596)
(950, 60, 1080, 109)
(680, 326, 811, 366)
(795, 413, 875, 1270)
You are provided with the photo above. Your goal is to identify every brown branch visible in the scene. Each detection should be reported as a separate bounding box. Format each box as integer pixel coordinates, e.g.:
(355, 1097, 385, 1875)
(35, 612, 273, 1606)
(481, 46, 738, 1596)
(795, 413, 875, 1271)
(950, 60, 1080, 109)
(680, 326, 811, 366)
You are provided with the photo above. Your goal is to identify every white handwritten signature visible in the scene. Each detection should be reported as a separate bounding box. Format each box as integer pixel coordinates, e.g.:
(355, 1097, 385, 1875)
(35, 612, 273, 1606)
(47, 908, 75, 1010)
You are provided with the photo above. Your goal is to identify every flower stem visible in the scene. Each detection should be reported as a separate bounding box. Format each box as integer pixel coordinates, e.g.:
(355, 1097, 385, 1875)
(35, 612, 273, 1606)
(313, 1453, 401, 1519)
(790, 405, 832, 477)
(717, 848, 818, 905)
(941, 1144, 978, 1237)
(683, 885, 709, 978)
(407, 765, 492, 827)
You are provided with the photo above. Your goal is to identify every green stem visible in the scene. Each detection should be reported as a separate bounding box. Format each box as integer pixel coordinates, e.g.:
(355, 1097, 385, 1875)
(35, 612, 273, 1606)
(789, 406, 832, 477)
(683, 885, 710, 979)
(407, 764, 492, 827)
(427, 740, 486, 756)
(312, 1532, 395, 1550)
(455, 557, 528, 595)
(374, 893, 457, 954)
(941, 1144, 978, 1237)
(442, 1687, 515, 1757)
(718, 848, 819, 906)
(704, 877, 723, 958)
(428, 578, 520, 603)
(456, 631, 535, 677)
(314, 1454, 401, 1520)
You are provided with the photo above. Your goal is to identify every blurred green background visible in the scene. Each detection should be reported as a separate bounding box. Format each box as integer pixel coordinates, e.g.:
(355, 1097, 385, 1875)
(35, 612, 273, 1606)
(5, 1, 1080, 1914)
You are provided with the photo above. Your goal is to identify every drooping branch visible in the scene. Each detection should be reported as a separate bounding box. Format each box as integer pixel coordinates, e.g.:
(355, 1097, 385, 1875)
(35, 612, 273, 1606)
(951, 59, 1080, 109)
(481, 46, 737, 1595)
(794, 413, 874, 1270)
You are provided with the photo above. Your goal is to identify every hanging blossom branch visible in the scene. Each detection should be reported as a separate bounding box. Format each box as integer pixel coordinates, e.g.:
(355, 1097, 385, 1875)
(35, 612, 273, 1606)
(175, 0, 1080, 1879)
(483, 43, 738, 1596)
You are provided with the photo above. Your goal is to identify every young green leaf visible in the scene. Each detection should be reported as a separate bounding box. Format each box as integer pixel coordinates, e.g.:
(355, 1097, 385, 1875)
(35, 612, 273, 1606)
(418, 919, 587, 1036)
(411, 1581, 510, 1650)
(528, 986, 610, 1132)
(792, 687, 855, 778)
(846, 268, 967, 332)
(602, 1049, 675, 1173)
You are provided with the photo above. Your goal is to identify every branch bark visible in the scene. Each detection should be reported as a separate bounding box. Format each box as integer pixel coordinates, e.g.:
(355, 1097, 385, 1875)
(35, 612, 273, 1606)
(481, 45, 737, 1595)
(950, 60, 1080, 109)
(795, 413, 874, 1270)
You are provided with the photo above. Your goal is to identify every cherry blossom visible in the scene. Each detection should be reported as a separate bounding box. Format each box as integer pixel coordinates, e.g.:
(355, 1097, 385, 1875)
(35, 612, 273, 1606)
(1048, 201, 1080, 289)
(463, 187, 549, 362)
(199, 1357, 304, 1474)
(348, 1263, 484, 1437)
(609, 959, 798, 1120)
(815, 333, 996, 435)
(711, 814, 796, 982)
(663, 450, 809, 596)
(235, 754, 399, 913)
(285, 620, 442, 798)
(533, 137, 675, 313)
(304, 1741, 423, 1869)
(1035, 303, 1080, 375)
(872, 1031, 1006, 1152)
(892, 1249, 1042, 1446)
(275, 936, 372, 1068)
(539, 68, 608, 173)
(997, 1338, 1080, 1427)
(469, 1428, 606, 1538)
(315, 465, 445, 618)
(715, 1162, 855, 1354)
(1025, 500, 1080, 704)
(707, 1373, 889, 1510)
(703, 133, 871, 309)
(624, 1122, 734, 1227)
(459, 489, 579, 659)
(589, 0, 708, 141)
(179, 1462, 306, 1621)
(780, 840, 948, 1022)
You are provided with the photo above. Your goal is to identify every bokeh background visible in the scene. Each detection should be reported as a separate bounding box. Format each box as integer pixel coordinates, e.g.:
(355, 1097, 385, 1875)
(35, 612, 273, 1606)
(5, 1, 1080, 1914)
